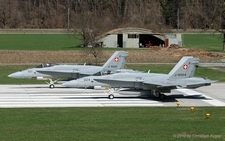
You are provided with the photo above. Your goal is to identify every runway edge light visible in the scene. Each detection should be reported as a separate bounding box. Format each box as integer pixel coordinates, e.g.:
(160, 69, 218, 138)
(206, 113, 210, 119)
(191, 107, 194, 111)
(176, 101, 180, 106)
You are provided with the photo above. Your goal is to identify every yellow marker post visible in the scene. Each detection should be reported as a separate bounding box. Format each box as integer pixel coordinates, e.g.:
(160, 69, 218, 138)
(176, 102, 180, 106)
(190, 107, 194, 111)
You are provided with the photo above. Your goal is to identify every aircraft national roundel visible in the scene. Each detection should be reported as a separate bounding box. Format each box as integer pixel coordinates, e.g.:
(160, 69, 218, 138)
(183, 64, 188, 70)
(114, 57, 119, 62)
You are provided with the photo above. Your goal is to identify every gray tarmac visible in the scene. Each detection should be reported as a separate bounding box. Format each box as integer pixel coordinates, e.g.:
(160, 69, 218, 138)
(0, 83, 225, 108)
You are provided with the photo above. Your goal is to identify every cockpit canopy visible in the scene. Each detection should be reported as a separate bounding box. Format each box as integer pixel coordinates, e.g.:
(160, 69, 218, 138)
(35, 63, 59, 68)
(115, 69, 137, 73)
(102, 69, 141, 75)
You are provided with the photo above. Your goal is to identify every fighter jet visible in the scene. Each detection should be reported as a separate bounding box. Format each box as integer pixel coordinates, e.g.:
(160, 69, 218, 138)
(63, 56, 216, 99)
(62, 69, 143, 89)
(8, 51, 128, 88)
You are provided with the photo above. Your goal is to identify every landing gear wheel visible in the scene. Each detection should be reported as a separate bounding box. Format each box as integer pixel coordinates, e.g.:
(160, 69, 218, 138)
(49, 84, 55, 89)
(159, 94, 165, 100)
(108, 94, 114, 99)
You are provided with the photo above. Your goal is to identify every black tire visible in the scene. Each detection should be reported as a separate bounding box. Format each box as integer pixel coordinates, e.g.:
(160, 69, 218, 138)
(108, 94, 114, 99)
(159, 94, 165, 100)
(49, 84, 55, 89)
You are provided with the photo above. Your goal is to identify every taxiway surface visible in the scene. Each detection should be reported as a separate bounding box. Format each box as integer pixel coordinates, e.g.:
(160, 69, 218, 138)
(0, 83, 225, 108)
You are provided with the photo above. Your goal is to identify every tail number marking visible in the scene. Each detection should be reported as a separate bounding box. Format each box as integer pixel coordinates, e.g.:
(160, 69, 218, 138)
(175, 73, 186, 76)
(108, 65, 117, 68)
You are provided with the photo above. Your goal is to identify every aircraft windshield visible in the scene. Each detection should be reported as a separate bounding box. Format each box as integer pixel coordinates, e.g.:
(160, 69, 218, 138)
(35, 63, 59, 68)
(102, 69, 140, 75)
(115, 69, 137, 73)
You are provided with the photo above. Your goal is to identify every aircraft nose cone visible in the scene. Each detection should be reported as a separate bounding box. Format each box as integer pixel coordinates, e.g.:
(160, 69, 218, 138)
(62, 81, 77, 87)
(62, 81, 72, 87)
(8, 72, 23, 78)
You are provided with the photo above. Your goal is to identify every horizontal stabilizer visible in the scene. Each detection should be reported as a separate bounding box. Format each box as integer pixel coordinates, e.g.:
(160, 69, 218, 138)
(185, 80, 218, 88)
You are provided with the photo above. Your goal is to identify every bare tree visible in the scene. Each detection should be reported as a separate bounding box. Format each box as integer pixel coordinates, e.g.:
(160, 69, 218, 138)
(70, 1, 110, 65)
(185, 0, 225, 51)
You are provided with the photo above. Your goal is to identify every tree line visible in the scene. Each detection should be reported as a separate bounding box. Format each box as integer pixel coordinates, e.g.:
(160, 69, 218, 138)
(1, 0, 225, 51)
(0, 0, 224, 31)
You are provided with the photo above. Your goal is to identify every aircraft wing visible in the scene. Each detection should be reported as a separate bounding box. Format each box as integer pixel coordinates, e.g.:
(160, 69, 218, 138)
(94, 78, 178, 89)
(143, 79, 178, 89)
(94, 78, 216, 90)
(94, 78, 144, 83)
(93, 78, 144, 87)
(37, 70, 94, 76)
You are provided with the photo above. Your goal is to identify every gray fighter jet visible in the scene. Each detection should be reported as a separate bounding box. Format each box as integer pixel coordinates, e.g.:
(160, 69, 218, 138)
(8, 51, 128, 88)
(63, 56, 216, 99)
(62, 69, 143, 89)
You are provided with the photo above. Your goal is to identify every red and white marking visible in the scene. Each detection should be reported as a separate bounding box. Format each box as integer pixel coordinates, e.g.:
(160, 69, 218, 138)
(114, 57, 119, 62)
(183, 64, 188, 70)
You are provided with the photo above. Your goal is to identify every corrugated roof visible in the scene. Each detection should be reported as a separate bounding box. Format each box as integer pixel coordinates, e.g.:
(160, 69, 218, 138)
(97, 27, 165, 40)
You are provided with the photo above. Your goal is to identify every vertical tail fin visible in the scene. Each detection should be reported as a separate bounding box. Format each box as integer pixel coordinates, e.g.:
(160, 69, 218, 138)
(102, 51, 128, 72)
(168, 56, 199, 79)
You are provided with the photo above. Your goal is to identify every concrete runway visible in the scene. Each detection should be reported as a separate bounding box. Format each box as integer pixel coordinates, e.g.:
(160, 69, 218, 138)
(0, 83, 225, 108)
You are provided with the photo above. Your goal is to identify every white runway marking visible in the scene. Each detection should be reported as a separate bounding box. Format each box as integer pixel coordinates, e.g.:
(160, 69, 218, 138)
(0, 85, 164, 108)
(1, 84, 225, 108)
(176, 89, 225, 106)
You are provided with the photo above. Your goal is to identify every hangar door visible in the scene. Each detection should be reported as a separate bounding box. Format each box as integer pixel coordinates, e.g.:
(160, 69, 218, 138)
(139, 34, 164, 48)
(117, 34, 123, 48)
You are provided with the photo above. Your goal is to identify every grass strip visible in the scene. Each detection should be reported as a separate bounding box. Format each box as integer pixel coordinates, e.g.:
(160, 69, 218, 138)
(0, 34, 82, 50)
(0, 107, 224, 140)
(0, 34, 224, 52)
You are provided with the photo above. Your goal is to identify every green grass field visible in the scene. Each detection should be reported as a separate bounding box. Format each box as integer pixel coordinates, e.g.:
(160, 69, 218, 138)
(0, 33, 224, 51)
(183, 34, 224, 52)
(0, 65, 46, 84)
(0, 107, 224, 140)
(0, 34, 82, 50)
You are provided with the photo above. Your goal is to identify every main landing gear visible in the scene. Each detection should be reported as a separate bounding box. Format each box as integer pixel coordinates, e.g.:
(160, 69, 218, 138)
(106, 88, 166, 100)
(152, 90, 166, 100)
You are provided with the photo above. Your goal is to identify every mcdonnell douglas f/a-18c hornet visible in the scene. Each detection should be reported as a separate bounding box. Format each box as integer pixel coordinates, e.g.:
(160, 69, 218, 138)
(63, 56, 216, 99)
(8, 51, 128, 88)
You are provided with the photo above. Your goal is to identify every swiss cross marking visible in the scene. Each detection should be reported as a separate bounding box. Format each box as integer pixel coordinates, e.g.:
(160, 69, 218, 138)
(183, 64, 188, 70)
(114, 57, 119, 62)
